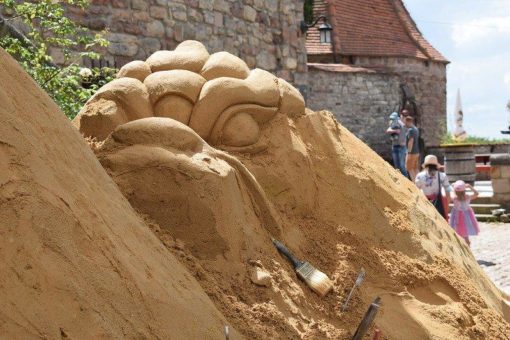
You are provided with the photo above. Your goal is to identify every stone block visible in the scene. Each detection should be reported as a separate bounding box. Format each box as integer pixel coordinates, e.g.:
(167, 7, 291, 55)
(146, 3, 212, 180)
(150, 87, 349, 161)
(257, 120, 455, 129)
(183, 22, 196, 40)
(253, 0, 265, 10)
(170, 4, 187, 21)
(133, 11, 150, 21)
(107, 33, 138, 57)
(88, 17, 107, 30)
(214, 12, 223, 27)
(492, 179, 510, 194)
(213, 0, 230, 13)
(144, 20, 165, 37)
(243, 6, 257, 22)
(203, 12, 215, 25)
(198, 0, 213, 10)
(131, 0, 148, 11)
(491, 166, 501, 179)
(266, 0, 278, 11)
(111, 0, 128, 8)
(139, 37, 161, 55)
(173, 24, 184, 42)
(149, 6, 167, 19)
(188, 8, 203, 22)
(500, 165, 510, 178)
(284, 57, 298, 69)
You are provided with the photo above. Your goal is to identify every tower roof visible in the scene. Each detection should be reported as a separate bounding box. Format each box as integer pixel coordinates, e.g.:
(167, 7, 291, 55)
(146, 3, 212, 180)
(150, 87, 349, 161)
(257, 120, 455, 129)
(306, 0, 449, 63)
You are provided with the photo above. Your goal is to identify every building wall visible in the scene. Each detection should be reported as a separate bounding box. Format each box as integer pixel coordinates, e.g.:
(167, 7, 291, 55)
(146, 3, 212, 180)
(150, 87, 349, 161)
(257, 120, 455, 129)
(307, 57, 447, 160)
(64, 1, 448, 161)
(307, 68, 401, 159)
(66, 0, 308, 87)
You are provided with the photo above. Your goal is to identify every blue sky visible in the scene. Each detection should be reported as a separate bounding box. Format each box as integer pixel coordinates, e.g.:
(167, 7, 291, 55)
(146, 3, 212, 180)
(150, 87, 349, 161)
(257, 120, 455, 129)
(404, 0, 510, 138)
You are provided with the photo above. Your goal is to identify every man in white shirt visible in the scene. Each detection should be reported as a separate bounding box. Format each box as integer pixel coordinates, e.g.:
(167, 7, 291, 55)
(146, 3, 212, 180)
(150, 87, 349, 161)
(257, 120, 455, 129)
(415, 155, 452, 220)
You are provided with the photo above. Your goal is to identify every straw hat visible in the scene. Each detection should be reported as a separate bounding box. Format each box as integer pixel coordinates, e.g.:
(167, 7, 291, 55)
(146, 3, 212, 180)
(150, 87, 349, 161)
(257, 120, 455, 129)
(422, 154, 440, 167)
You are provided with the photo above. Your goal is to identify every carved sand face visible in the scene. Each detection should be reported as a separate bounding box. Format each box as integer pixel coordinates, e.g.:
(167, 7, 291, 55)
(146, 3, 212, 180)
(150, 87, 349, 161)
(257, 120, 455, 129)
(73, 40, 305, 151)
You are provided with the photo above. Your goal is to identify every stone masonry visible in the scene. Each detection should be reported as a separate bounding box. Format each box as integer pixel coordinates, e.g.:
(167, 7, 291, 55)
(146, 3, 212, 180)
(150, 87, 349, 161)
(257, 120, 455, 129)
(58, 0, 448, 161)
(490, 154, 510, 209)
(65, 0, 308, 87)
(307, 57, 447, 159)
(306, 66, 401, 158)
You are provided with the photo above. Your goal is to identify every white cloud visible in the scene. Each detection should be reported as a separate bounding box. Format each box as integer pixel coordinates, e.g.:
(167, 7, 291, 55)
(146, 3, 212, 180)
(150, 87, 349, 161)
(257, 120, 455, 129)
(452, 16, 510, 46)
(505, 73, 510, 90)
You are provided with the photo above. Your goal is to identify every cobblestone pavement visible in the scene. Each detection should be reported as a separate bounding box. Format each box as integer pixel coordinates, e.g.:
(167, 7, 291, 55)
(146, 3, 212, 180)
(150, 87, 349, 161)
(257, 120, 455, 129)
(470, 223, 510, 295)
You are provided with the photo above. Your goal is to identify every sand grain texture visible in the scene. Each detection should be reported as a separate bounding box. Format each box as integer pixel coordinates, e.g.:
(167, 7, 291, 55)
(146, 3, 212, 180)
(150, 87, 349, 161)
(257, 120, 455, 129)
(0, 49, 236, 339)
(3, 38, 510, 339)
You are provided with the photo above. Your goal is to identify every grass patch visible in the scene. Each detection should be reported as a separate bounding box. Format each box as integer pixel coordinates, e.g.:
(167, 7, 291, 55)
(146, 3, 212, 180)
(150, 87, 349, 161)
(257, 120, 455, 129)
(441, 132, 510, 145)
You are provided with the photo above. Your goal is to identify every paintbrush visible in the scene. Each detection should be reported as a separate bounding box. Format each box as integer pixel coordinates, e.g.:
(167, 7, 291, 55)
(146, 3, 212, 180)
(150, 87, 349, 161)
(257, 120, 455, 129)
(342, 268, 366, 311)
(271, 238, 334, 297)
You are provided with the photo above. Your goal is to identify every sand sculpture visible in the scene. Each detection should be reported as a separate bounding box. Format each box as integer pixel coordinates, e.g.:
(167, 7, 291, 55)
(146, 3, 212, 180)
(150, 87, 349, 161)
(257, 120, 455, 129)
(74, 40, 305, 148)
(1, 40, 509, 338)
(72, 41, 510, 338)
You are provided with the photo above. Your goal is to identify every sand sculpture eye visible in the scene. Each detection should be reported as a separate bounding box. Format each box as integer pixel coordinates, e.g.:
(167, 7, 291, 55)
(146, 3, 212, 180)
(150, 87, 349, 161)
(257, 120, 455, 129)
(73, 40, 305, 149)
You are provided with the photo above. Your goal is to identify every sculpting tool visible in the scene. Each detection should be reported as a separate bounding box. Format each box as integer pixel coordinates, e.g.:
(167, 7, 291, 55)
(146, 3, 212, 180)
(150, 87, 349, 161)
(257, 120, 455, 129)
(352, 297, 381, 340)
(224, 325, 230, 340)
(342, 268, 366, 311)
(271, 238, 334, 297)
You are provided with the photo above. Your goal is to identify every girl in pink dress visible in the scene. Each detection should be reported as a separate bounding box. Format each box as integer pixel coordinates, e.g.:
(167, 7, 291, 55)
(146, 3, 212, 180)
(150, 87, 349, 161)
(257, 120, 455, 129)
(449, 180, 480, 246)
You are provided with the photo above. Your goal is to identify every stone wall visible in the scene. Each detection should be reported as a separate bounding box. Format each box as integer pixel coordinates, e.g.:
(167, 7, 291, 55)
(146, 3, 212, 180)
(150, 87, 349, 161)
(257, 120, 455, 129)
(306, 67, 401, 159)
(57, 2, 448, 162)
(65, 0, 308, 87)
(306, 57, 447, 160)
(490, 154, 510, 209)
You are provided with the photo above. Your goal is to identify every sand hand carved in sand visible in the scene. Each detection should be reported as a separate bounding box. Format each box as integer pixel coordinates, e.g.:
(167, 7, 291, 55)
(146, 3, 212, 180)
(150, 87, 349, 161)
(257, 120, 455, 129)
(74, 40, 305, 150)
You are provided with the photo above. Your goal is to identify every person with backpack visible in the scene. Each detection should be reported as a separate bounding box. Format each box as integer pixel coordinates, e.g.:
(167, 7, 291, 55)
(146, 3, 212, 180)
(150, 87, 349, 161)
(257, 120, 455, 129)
(386, 112, 408, 176)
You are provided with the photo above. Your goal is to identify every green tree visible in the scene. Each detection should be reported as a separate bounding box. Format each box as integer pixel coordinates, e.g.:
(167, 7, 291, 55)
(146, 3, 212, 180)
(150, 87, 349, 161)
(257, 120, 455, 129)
(0, 0, 115, 118)
(304, 0, 315, 24)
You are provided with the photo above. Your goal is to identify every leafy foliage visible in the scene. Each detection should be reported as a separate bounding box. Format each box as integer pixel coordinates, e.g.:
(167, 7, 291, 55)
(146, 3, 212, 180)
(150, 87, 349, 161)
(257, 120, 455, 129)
(0, 0, 115, 118)
(304, 0, 314, 24)
(441, 132, 510, 145)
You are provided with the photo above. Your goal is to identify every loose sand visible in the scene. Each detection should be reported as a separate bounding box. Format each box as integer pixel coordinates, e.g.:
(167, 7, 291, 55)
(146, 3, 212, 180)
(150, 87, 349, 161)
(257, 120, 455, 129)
(2, 40, 510, 339)
(0, 48, 237, 339)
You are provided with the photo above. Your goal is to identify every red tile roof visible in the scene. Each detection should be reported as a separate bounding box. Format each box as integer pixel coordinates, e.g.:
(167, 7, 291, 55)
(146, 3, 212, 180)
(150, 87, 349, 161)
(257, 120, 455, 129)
(308, 63, 382, 73)
(306, 0, 448, 63)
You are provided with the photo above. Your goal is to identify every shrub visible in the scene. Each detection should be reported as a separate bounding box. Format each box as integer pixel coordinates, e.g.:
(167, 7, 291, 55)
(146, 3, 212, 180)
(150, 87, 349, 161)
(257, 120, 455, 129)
(0, 0, 116, 119)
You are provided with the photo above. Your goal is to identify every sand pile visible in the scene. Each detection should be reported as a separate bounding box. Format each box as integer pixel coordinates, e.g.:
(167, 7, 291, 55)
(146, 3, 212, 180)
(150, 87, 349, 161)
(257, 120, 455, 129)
(0, 48, 239, 339)
(74, 41, 510, 339)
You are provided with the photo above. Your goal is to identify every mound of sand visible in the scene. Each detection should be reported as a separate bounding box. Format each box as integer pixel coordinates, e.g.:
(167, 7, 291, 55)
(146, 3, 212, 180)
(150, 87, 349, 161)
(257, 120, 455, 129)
(0, 49, 237, 339)
(3, 38, 510, 339)
(78, 41, 510, 339)
(94, 112, 510, 339)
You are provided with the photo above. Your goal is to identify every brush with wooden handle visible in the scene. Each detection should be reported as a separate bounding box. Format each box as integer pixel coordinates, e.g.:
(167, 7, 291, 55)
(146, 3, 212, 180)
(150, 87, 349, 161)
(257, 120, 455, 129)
(271, 238, 334, 297)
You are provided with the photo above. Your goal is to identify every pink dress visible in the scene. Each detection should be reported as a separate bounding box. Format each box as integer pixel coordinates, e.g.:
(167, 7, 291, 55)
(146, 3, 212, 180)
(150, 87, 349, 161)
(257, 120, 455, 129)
(449, 197, 479, 237)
